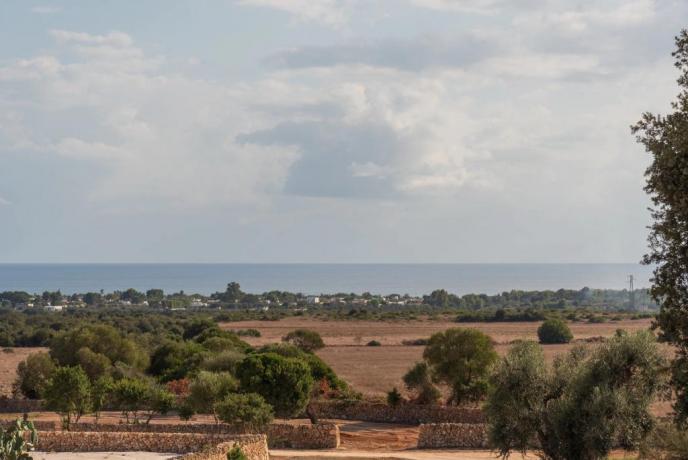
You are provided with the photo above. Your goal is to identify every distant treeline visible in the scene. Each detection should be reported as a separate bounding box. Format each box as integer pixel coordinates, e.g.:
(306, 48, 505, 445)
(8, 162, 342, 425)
(0, 282, 655, 312)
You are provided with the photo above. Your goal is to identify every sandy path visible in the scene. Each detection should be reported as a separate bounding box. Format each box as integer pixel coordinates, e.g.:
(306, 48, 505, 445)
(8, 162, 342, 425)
(33, 454, 175, 459)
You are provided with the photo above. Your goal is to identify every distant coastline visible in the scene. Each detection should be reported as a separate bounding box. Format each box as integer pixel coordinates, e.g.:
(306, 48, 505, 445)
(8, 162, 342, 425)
(0, 263, 653, 296)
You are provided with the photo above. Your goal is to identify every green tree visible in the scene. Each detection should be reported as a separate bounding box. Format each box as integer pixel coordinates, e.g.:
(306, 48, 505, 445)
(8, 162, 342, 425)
(215, 393, 274, 431)
(76, 347, 112, 381)
(237, 353, 313, 418)
(402, 362, 441, 405)
(537, 319, 573, 344)
(282, 329, 325, 352)
(183, 371, 238, 422)
(633, 29, 688, 425)
(487, 332, 668, 460)
(148, 341, 206, 382)
(50, 325, 148, 370)
(422, 328, 497, 405)
(44, 366, 92, 429)
(13, 352, 56, 399)
(91, 376, 114, 424)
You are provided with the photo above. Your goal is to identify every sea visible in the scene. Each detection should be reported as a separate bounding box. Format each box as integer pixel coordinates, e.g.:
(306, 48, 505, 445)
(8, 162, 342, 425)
(0, 263, 654, 297)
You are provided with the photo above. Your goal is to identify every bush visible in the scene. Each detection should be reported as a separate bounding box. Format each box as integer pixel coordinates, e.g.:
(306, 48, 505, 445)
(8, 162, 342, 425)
(386, 387, 403, 407)
(215, 393, 274, 431)
(282, 329, 325, 352)
(401, 339, 429, 346)
(366, 340, 381, 347)
(184, 371, 238, 422)
(200, 350, 246, 374)
(148, 341, 207, 382)
(423, 328, 497, 404)
(402, 362, 441, 405)
(13, 352, 56, 399)
(537, 319, 573, 344)
(226, 446, 248, 460)
(487, 331, 668, 460)
(235, 329, 261, 337)
(44, 366, 92, 429)
(237, 353, 313, 418)
(257, 344, 347, 392)
(76, 347, 112, 381)
(640, 423, 688, 459)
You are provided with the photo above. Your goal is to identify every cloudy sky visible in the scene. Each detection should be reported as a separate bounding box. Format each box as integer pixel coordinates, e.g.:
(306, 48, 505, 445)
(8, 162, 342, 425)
(0, 0, 685, 263)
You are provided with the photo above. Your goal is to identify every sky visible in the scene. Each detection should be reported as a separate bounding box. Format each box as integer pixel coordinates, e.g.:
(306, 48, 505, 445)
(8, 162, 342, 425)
(0, 0, 685, 263)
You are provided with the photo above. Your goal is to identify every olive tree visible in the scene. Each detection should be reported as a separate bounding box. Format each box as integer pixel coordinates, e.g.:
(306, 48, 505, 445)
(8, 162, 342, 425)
(13, 352, 56, 399)
(182, 371, 238, 422)
(486, 331, 668, 460)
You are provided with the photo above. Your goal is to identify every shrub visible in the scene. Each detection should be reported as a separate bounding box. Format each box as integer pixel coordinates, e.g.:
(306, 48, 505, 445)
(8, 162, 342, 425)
(257, 344, 347, 392)
(236, 329, 261, 337)
(148, 341, 207, 382)
(183, 371, 238, 422)
(402, 362, 441, 405)
(201, 350, 246, 374)
(401, 338, 429, 346)
(640, 422, 688, 459)
(487, 331, 668, 460)
(0, 418, 37, 460)
(76, 347, 112, 381)
(386, 387, 403, 407)
(215, 393, 274, 431)
(44, 366, 92, 429)
(366, 340, 381, 347)
(537, 319, 573, 344)
(282, 329, 325, 352)
(109, 378, 173, 424)
(423, 328, 497, 404)
(50, 325, 147, 370)
(237, 353, 313, 418)
(226, 446, 248, 460)
(13, 352, 56, 399)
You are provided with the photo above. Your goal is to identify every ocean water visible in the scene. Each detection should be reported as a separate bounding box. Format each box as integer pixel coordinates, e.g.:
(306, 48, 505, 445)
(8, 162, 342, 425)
(0, 264, 653, 296)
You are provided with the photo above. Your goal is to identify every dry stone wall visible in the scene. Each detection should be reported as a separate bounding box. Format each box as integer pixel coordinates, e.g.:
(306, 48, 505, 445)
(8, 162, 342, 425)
(34, 431, 264, 454)
(0, 398, 43, 413)
(311, 401, 485, 425)
(68, 421, 339, 449)
(417, 423, 488, 448)
(177, 437, 269, 460)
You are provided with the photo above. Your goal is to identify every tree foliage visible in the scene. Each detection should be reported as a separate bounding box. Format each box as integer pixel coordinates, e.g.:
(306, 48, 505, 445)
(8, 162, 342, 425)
(486, 331, 668, 460)
(282, 329, 325, 352)
(183, 371, 238, 422)
(215, 393, 274, 431)
(237, 352, 313, 418)
(537, 319, 573, 344)
(44, 366, 92, 429)
(633, 29, 688, 425)
(13, 352, 56, 399)
(422, 328, 497, 404)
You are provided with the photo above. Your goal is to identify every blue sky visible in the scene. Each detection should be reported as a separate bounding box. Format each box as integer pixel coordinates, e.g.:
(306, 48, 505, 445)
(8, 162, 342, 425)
(0, 0, 686, 263)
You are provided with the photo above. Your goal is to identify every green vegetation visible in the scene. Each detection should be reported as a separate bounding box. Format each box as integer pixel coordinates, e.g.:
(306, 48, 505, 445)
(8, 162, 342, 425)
(634, 29, 688, 426)
(420, 328, 497, 405)
(403, 361, 441, 405)
(237, 352, 313, 418)
(0, 418, 37, 460)
(44, 366, 92, 429)
(215, 393, 274, 431)
(13, 352, 55, 399)
(282, 329, 325, 352)
(182, 371, 238, 422)
(386, 387, 403, 407)
(537, 318, 573, 344)
(486, 331, 668, 460)
(226, 446, 248, 460)
(366, 340, 381, 347)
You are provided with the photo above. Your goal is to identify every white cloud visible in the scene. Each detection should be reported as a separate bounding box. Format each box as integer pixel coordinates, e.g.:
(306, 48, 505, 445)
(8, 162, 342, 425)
(49, 30, 134, 47)
(237, 0, 350, 26)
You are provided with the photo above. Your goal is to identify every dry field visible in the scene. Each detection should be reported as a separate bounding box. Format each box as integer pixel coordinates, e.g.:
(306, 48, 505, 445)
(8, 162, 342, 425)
(222, 317, 653, 346)
(221, 317, 654, 397)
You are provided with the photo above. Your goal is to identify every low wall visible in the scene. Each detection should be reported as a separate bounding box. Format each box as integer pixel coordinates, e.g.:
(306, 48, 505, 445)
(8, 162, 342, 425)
(69, 422, 339, 449)
(35, 431, 267, 459)
(0, 398, 43, 413)
(1, 419, 57, 431)
(310, 401, 485, 425)
(177, 437, 268, 460)
(417, 423, 488, 448)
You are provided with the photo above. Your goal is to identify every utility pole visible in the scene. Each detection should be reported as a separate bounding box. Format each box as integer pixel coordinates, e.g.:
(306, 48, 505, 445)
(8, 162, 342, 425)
(629, 275, 635, 310)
